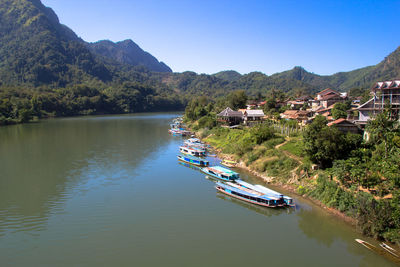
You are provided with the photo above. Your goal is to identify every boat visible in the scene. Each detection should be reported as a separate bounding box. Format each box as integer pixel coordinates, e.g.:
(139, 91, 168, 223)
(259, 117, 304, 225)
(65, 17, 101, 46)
(235, 180, 295, 207)
(220, 159, 237, 168)
(356, 239, 377, 251)
(179, 145, 206, 157)
(177, 154, 209, 167)
(184, 138, 206, 149)
(380, 243, 400, 258)
(215, 181, 283, 207)
(169, 129, 191, 136)
(201, 166, 239, 181)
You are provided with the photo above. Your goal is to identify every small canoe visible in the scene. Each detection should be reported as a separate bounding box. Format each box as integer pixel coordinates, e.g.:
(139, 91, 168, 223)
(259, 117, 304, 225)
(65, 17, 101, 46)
(221, 159, 237, 168)
(355, 239, 376, 251)
(380, 243, 400, 258)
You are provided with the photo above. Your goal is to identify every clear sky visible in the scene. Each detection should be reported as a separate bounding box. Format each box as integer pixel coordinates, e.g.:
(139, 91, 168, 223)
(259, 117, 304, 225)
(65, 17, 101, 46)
(41, 0, 400, 75)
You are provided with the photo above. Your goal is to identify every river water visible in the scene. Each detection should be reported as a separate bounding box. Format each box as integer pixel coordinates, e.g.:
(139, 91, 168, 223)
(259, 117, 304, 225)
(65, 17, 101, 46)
(0, 113, 397, 266)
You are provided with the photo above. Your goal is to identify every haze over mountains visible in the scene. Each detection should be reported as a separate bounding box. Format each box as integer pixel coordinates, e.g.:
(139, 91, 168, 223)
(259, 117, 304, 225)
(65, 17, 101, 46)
(0, 0, 399, 96)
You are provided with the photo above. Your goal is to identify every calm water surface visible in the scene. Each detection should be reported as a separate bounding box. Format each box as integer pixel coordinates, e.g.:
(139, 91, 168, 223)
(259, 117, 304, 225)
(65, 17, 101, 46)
(0, 113, 397, 266)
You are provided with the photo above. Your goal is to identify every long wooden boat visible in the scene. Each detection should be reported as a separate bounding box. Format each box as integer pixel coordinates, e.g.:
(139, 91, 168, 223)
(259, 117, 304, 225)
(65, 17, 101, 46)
(220, 159, 237, 168)
(201, 166, 239, 181)
(216, 181, 282, 208)
(380, 243, 400, 258)
(356, 239, 377, 251)
(179, 146, 206, 157)
(177, 154, 209, 167)
(235, 180, 295, 207)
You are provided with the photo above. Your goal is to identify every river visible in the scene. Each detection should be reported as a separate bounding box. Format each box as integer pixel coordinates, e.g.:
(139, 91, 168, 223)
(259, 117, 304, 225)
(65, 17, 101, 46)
(0, 113, 397, 266)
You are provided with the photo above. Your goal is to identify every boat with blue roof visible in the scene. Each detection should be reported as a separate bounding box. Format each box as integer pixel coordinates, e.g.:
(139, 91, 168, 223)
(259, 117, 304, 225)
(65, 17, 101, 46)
(215, 181, 285, 208)
(177, 154, 209, 167)
(201, 166, 239, 181)
(234, 180, 294, 207)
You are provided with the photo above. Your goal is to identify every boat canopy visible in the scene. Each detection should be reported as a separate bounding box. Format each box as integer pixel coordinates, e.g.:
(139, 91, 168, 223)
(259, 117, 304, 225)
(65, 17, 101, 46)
(210, 166, 239, 176)
(178, 154, 208, 162)
(253, 184, 285, 198)
(216, 182, 274, 200)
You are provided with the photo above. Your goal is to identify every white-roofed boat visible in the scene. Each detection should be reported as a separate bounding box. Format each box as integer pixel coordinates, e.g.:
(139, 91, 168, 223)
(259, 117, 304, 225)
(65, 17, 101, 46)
(215, 181, 283, 208)
(236, 180, 294, 207)
(179, 145, 206, 157)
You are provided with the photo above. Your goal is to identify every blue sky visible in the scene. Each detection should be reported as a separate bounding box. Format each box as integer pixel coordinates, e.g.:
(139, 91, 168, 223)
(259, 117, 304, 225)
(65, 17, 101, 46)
(42, 0, 400, 75)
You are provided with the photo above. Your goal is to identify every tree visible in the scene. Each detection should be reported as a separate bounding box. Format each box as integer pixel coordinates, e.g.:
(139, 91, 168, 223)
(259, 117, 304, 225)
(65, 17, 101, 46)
(332, 102, 350, 120)
(366, 107, 398, 158)
(263, 98, 276, 114)
(227, 90, 247, 110)
(303, 115, 358, 168)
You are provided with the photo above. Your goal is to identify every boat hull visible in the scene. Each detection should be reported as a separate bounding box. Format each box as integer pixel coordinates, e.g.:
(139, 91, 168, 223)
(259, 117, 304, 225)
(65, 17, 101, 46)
(216, 186, 277, 208)
(201, 169, 236, 182)
(177, 155, 209, 167)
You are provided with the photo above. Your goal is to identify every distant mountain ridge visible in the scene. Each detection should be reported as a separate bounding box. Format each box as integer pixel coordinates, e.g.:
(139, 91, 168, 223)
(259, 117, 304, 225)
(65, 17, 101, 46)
(87, 40, 172, 73)
(0, 0, 399, 98)
(0, 0, 171, 87)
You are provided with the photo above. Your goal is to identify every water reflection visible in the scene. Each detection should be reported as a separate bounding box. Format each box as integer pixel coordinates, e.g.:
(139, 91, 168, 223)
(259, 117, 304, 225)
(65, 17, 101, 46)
(0, 113, 175, 236)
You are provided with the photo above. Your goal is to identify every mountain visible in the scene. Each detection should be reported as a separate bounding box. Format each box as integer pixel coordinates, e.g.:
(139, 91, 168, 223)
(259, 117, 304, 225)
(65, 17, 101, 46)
(87, 40, 172, 73)
(1, 0, 399, 102)
(0, 0, 172, 87)
(271, 46, 400, 92)
(212, 70, 242, 82)
(0, 0, 113, 86)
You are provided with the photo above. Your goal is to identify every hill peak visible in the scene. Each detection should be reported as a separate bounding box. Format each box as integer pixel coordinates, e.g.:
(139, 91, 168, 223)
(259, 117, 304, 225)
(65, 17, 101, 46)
(88, 39, 172, 72)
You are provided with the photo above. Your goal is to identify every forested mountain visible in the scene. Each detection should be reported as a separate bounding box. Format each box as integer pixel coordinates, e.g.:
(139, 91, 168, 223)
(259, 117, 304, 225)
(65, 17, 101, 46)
(212, 70, 242, 82)
(1, 0, 399, 126)
(272, 46, 400, 91)
(0, 0, 112, 86)
(87, 39, 172, 73)
(0, 0, 183, 125)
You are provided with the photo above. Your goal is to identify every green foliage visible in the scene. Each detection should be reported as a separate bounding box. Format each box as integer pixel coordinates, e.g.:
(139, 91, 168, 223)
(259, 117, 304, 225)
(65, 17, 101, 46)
(280, 138, 304, 157)
(331, 102, 351, 120)
(366, 107, 398, 158)
(227, 90, 247, 110)
(250, 124, 276, 144)
(303, 116, 361, 168)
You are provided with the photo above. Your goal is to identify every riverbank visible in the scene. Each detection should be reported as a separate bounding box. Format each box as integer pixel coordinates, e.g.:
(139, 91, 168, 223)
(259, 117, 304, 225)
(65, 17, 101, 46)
(211, 147, 358, 227)
(187, 124, 400, 262)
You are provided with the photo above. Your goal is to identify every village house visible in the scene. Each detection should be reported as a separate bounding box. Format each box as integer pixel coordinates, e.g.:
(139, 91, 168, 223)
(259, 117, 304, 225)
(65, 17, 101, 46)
(217, 107, 243, 126)
(280, 109, 313, 125)
(354, 80, 400, 126)
(287, 95, 312, 109)
(241, 109, 265, 123)
(327, 118, 361, 134)
(311, 88, 348, 109)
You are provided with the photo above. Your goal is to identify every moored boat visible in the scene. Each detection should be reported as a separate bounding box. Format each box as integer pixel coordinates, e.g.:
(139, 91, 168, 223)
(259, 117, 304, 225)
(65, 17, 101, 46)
(184, 138, 206, 149)
(356, 239, 377, 251)
(380, 243, 400, 258)
(220, 159, 237, 168)
(235, 180, 294, 207)
(169, 129, 191, 136)
(177, 154, 209, 167)
(215, 181, 282, 208)
(201, 166, 239, 181)
(179, 145, 206, 157)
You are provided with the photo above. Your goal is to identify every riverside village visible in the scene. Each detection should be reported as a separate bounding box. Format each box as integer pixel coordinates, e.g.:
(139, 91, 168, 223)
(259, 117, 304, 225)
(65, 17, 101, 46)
(172, 80, 400, 263)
